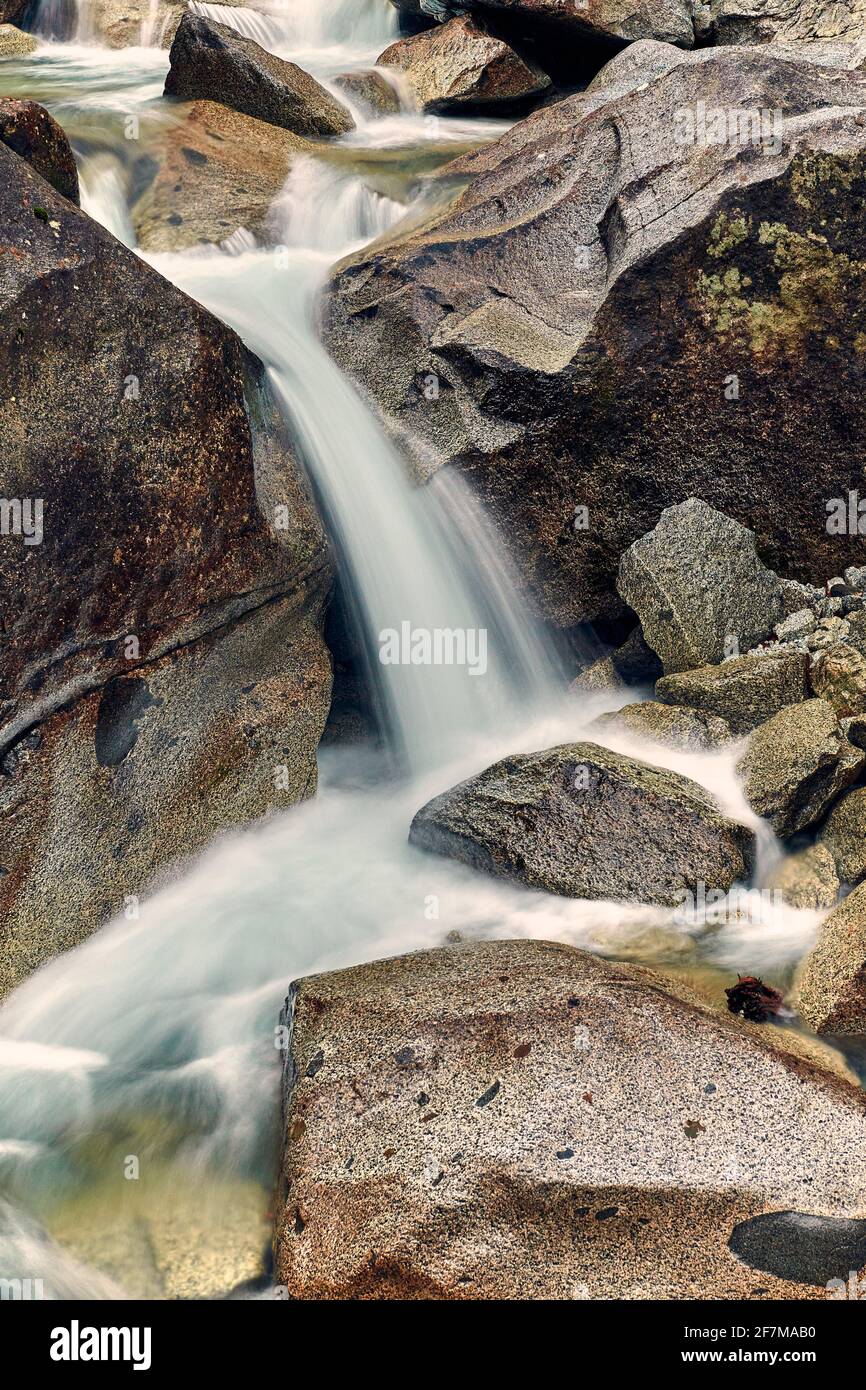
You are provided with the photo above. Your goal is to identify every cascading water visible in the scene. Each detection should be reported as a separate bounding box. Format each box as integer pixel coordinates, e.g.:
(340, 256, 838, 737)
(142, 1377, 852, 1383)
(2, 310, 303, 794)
(0, 0, 834, 1299)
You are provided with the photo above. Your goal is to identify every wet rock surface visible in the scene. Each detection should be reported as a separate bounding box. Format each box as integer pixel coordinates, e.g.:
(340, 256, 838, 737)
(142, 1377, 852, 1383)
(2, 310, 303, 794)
(0, 137, 332, 995)
(131, 99, 311, 252)
(589, 700, 733, 749)
(0, 99, 79, 203)
(275, 939, 866, 1299)
(656, 651, 809, 735)
(165, 15, 355, 136)
(409, 741, 754, 904)
(818, 787, 866, 885)
(324, 48, 866, 630)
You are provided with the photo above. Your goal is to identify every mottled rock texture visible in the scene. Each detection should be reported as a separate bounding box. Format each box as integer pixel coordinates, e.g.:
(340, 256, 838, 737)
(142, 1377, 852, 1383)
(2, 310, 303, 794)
(275, 939, 866, 1299)
(324, 48, 866, 629)
(766, 843, 839, 910)
(590, 700, 733, 749)
(131, 99, 310, 252)
(0, 99, 79, 204)
(798, 880, 866, 1034)
(0, 139, 332, 996)
(409, 741, 754, 903)
(165, 15, 355, 136)
(818, 786, 866, 884)
(378, 14, 550, 113)
(656, 650, 809, 734)
(617, 499, 784, 673)
(0, 23, 36, 54)
(736, 699, 864, 837)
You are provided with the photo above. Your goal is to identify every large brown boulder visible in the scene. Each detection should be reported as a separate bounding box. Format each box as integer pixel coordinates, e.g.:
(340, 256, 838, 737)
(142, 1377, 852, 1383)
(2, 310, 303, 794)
(164, 15, 355, 137)
(0, 136, 331, 996)
(0, 100, 79, 205)
(323, 47, 866, 629)
(377, 14, 550, 113)
(275, 939, 866, 1299)
(409, 741, 754, 904)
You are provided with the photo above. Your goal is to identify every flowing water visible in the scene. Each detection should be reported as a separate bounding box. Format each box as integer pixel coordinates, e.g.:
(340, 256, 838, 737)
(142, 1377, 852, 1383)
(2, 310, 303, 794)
(0, 0, 848, 1299)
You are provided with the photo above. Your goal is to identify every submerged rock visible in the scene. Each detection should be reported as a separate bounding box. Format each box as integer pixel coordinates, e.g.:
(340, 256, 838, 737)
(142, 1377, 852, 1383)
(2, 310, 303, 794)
(409, 741, 754, 904)
(165, 15, 355, 136)
(333, 69, 402, 115)
(0, 99, 79, 204)
(0, 138, 332, 997)
(275, 938, 866, 1299)
(131, 99, 311, 252)
(590, 700, 733, 750)
(324, 48, 866, 629)
(766, 843, 839, 910)
(818, 787, 866, 885)
(377, 14, 550, 113)
(736, 700, 864, 838)
(617, 499, 784, 674)
(798, 881, 866, 1034)
(656, 650, 809, 735)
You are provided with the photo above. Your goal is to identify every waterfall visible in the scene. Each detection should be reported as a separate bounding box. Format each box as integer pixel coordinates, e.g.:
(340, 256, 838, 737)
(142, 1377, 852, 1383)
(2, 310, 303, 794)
(148, 157, 563, 770)
(22, 0, 80, 41)
(186, 0, 397, 59)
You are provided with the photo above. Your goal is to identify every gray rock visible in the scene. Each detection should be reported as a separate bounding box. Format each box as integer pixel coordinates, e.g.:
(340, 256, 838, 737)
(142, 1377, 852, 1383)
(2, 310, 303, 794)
(818, 787, 866, 886)
(797, 880, 866, 1034)
(590, 701, 733, 750)
(617, 499, 784, 674)
(736, 700, 865, 838)
(389, 0, 697, 48)
(811, 642, 866, 717)
(711, 0, 866, 47)
(571, 626, 662, 693)
(0, 100, 79, 204)
(164, 15, 355, 136)
(378, 14, 549, 113)
(409, 741, 754, 905)
(0, 139, 332, 997)
(807, 617, 851, 650)
(324, 47, 866, 629)
(776, 608, 817, 642)
(779, 577, 820, 616)
(766, 843, 839, 910)
(656, 650, 810, 735)
(570, 654, 622, 693)
(275, 938, 866, 1299)
(845, 566, 866, 591)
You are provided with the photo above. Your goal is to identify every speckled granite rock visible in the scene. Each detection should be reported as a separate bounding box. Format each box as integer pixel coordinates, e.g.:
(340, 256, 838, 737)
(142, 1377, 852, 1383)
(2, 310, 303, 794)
(590, 700, 733, 750)
(818, 787, 866, 885)
(409, 742, 754, 904)
(656, 650, 810, 735)
(0, 23, 36, 54)
(810, 642, 866, 718)
(797, 881, 866, 1034)
(377, 14, 549, 113)
(274, 939, 866, 1299)
(766, 843, 840, 910)
(165, 15, 355, 136)
(737, 700, 864, 838)
(617, 499, 784, 674)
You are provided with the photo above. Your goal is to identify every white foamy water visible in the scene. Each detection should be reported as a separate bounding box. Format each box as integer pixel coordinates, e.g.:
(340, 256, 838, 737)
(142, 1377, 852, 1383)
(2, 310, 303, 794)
(0, 0, 844, 1300)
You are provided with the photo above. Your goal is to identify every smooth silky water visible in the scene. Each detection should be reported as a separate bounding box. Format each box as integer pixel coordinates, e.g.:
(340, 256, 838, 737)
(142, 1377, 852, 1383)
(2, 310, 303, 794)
(0, 0, 849, 1297)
